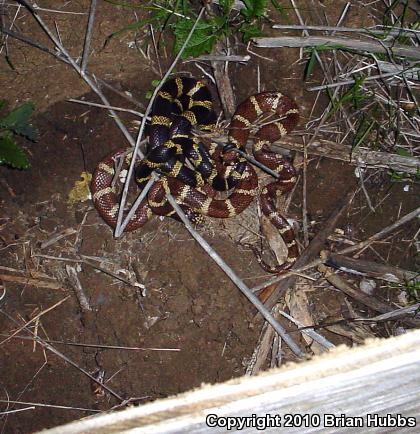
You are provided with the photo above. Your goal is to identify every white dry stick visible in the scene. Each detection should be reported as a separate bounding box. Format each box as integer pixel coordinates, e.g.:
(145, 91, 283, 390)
(309, 66, 420, 91)
(271, 24, 420, 38)
(81, 0, 97, 72)
(254, 36, 420, 61)
(278, 310, 335, 349)
(65, 265, 92, 312)
(118, 177, 156, 234)
(192, 54, 250, 62)
(67, 98, 149, 119)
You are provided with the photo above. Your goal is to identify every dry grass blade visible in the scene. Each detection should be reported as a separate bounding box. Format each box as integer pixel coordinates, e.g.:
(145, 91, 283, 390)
(193, 54, 250, 62)
(339, 206, 420, 256)
(0, 399, 100, 413)
(0, 333, 181, 352)
(360, 304, 420, 323)
(40, 228, 78, 249)
(308, 66, 420, 92)
(0, 296, 70, 346)
(67, 98, 148, 119)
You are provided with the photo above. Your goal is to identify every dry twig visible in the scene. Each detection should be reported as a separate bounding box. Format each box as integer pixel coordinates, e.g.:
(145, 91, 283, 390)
(254, 36, 420, 60)
(81, 0, 97, 72)
(0, 274, 62, 290)
(65, 265, 92, 312)
(327, 254, 418, 284)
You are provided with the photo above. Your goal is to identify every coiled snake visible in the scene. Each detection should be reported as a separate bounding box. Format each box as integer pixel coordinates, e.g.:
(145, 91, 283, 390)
(91, 77, 299, 273)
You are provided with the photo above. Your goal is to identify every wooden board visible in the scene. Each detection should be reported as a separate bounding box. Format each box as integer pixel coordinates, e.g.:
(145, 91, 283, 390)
(39, 329, 420, 433)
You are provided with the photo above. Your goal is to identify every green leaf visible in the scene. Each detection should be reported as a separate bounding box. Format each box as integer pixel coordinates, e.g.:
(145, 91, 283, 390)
(0, 132, 30, 169)
(0, 101, 39, 141)
(219, 0, 234, 15)
(327, 76, 366, 118)
(240, 23, 263, 43)
(173, 19, 218, 58)
(304, 48, 317, 79)
(352, 118, 376, 150)
(387, 169, 404, 182)
(241, 0, 268, 20)
(395, 147, 411, 157)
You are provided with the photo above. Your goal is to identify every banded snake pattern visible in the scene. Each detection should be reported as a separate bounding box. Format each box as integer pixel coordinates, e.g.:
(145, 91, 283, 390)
(91, 77, 299, 273)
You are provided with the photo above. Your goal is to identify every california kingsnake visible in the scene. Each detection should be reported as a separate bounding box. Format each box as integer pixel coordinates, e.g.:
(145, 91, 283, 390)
(91, 77, 299, 273)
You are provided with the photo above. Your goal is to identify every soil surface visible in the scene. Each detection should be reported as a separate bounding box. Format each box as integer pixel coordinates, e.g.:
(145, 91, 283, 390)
(0, 2, 418, 433)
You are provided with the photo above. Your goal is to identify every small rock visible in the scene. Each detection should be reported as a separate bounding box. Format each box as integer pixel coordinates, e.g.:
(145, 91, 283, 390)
(359, 278, 376, 295)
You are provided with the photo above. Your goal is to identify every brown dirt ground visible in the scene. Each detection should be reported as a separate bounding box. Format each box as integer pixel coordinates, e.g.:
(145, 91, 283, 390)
(0, 1, 418, 433)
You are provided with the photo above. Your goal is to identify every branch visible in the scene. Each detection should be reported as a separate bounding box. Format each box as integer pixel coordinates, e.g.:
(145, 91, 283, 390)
(81, 0, 98, 73)
(327, 254, 418, 284)
(253, 36, 420, 60)
(274, 137, 420, 175)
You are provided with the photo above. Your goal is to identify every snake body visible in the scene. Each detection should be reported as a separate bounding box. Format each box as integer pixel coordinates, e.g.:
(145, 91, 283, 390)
(91, 77, 299, 272)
